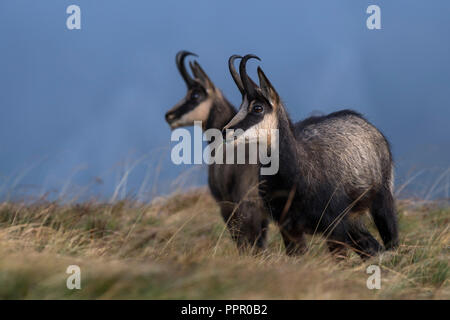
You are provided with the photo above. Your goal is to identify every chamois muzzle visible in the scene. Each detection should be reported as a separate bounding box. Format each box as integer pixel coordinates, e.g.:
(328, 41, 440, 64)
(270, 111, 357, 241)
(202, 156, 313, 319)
(165, 110, 176, 123)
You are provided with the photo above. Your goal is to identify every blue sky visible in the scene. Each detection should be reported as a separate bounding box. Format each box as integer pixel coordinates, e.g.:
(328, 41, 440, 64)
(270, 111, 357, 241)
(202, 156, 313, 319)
(0, 0, 449, 200)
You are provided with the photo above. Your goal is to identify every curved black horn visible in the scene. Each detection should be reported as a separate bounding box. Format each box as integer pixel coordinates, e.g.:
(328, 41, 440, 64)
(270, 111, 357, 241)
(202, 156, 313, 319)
(239, 54, 261, 99)
(228, 55, 244, 95)
(176, 50, 198, 88)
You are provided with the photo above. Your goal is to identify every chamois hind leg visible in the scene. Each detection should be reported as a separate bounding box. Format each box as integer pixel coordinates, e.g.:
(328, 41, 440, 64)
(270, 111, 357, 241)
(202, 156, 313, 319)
(326, 241, 348, 259)
(328, 219, 382, 260)
(370, 188, 399, 250)
(347, 223, 383, 259)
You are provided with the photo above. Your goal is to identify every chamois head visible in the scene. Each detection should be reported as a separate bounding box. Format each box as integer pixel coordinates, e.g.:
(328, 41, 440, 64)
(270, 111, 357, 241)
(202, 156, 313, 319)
(224, 54, 282, 144)
(165, 51, 217, 129)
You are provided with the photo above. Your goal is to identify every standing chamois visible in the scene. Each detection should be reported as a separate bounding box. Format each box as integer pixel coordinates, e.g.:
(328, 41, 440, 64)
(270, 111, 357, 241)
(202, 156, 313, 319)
(165, 51, 268, 252)
(223, 54, 399, 259)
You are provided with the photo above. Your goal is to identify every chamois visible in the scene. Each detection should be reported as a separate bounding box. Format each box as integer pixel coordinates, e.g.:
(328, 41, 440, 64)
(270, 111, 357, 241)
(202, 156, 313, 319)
(223, 54, 399, 258)
(165, 51, 268, 252)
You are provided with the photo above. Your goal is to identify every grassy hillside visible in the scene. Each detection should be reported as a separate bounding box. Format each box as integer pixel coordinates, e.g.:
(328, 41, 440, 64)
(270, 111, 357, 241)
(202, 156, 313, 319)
(0, 189, 448, 299)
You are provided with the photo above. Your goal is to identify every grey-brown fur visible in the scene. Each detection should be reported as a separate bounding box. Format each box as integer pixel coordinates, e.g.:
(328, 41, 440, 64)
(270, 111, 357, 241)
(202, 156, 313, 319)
(295, 111, 394, 199)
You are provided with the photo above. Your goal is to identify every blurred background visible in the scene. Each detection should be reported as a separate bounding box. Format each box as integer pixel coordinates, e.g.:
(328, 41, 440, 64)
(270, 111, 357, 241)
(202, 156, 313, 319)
(0, 0, 449, 201)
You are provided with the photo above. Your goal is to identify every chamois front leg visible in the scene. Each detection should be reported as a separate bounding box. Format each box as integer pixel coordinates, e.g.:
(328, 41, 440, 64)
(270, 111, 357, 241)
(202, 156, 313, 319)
(278, 217, 307, 256)
(220, 202, 268, 254)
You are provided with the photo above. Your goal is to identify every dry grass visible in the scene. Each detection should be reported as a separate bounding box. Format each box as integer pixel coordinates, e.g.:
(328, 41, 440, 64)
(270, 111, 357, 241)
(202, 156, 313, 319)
(0, 188, 448, 299)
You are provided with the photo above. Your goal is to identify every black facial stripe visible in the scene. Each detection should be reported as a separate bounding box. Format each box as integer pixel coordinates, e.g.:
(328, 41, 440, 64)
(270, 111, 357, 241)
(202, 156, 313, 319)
(170, 96, 207, 119)
(228, 113, 262, 132)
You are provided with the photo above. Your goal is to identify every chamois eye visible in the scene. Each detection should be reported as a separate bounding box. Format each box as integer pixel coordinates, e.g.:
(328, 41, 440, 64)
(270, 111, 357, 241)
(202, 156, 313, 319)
(253, 105, 264, 114)
(191, 90, 200, 100)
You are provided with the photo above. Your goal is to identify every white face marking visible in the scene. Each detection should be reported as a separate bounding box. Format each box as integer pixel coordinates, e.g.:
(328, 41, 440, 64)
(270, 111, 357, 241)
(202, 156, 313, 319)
(224, 99, 278, 146)
(241, 110, 278, 143)
(169, 97, 213, 129)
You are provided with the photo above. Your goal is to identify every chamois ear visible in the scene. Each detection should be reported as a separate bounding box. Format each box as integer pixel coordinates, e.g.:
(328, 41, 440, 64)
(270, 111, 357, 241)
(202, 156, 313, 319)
(191, 61, 215, 90)
(257, 67, 280, 107)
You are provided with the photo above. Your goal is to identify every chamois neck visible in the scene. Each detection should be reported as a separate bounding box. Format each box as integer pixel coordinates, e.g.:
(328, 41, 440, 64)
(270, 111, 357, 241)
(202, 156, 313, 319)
(278, 104, 295, 133)
(273, 111, 306, 186)
(204, 92, 236, 131)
